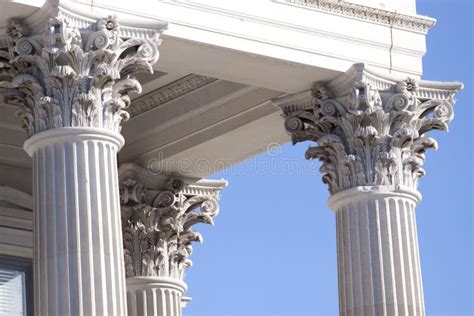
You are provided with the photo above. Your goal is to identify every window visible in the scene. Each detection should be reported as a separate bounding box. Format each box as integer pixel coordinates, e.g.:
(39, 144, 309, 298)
(0, 256, 32, 316)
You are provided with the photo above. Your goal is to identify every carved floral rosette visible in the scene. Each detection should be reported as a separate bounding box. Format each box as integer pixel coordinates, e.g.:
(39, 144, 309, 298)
(119, 165, 226, 280)
(276, 64, 462, 194)
(0, 15, 163, 137)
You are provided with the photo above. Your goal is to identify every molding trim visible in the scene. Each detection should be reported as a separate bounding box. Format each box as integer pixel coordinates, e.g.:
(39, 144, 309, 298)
(126, 276, 187, 292)
(129, 74, 218, 117)
(278, 0, 436, 34)
(328, 185, 421, 210)
(23, 127, 125, 156)
(24, 1, 167, 42)
(0, 186, 33, 259)
(0, 186, 32, 210)
(0, 2, 168, 48)
(119, 162, 228, 197)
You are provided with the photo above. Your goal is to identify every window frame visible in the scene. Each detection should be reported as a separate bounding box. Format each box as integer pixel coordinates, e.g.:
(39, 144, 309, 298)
(0, 255, 33, 316)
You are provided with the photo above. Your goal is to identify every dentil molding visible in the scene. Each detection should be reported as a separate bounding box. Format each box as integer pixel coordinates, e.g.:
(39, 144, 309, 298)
(273, 63, 462, 194)
(279, 0, 436, 34)
(0, 0, 167, 137)
(129, 74, 218, 117)
(119, 163, 227, 280)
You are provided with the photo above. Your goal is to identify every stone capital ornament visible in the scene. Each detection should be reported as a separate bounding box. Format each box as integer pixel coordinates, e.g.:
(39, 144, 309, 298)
(0, 2, 166, 138)
(119, 163, 228, 280)
(274, 63, 463, 194)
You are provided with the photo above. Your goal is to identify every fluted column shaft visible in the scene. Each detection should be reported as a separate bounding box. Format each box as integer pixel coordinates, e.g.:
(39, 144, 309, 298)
(329, 186, 424, 316)
(126, 277, 186, 316)
(26, 128, 127, 316)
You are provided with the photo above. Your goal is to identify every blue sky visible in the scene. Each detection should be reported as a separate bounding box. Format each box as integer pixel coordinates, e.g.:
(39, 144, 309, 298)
(185, 1, 473, 315)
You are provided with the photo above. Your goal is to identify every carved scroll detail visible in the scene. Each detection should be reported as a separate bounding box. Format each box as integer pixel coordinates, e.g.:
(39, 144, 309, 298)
(120, 167, 226, 280)
(0, 16, 163, 136)
(277, 64, 462, 194)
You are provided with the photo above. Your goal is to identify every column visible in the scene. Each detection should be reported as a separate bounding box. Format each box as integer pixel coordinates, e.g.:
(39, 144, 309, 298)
(119, 163, 227, 316)
(27, 128, 128, 315)
(329, 186, 423, 315)
(274, 63, 462, 316)
(1, 9, 165, 315)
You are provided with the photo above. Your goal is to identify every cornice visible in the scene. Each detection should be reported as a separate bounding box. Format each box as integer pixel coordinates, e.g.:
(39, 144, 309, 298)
(0, 1, 167, 44)
(279, 0, 436, 34)
(129, 74, 218, 117)
(21, 0, 167, 40)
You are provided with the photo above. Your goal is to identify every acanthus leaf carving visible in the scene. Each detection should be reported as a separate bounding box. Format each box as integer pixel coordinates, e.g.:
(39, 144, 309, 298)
(0, 14, 165, 137)
(120, 168, 226, 281)
(275, 63, 463, 194)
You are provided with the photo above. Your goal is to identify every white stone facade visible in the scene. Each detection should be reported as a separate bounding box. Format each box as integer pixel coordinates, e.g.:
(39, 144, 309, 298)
(0, 0, 465, 315)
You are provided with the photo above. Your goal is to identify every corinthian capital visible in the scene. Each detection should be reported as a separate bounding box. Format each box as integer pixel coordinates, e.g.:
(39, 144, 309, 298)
(274, 64, 463, 194)
(119, 163, 227, 280)
(0, 5, 166, 137)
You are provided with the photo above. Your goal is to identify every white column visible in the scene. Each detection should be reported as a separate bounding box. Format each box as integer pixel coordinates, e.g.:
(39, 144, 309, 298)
(126, 277, 187, 316)
(1, 6, 165, 315)
(329, 186, 424, 316)
(274, 63, 463, 316)
(26, 128, 127, 315)
(119, 163, 227, 316)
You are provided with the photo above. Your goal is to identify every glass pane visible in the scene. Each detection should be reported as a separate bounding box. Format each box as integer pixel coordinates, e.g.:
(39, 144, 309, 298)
(0, 268, 26, 316)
